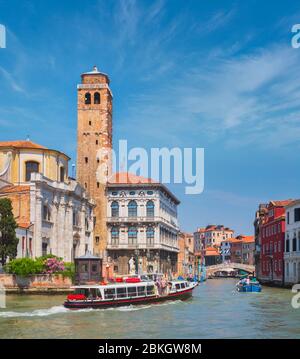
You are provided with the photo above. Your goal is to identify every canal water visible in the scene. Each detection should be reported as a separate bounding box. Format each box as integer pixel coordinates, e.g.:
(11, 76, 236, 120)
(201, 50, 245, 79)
(0, 279, 299, 339)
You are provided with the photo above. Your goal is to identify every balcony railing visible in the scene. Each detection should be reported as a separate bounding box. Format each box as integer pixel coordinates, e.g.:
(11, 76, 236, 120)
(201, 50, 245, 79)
(107, 241, 179, 251)
(107, 216, 179, 229)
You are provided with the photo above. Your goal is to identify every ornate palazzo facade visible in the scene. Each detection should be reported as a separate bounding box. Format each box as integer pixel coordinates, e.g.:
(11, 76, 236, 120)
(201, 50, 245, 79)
(106, 173, 180, 277)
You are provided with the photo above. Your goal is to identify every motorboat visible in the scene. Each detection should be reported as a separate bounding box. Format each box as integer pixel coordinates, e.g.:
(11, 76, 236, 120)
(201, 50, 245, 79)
(236, 277, 262, 292)
(64, 278, 197, 309)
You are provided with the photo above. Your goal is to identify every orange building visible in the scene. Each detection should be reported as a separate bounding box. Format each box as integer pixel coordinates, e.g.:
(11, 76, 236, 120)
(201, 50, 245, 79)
(177, 232, 194, 276)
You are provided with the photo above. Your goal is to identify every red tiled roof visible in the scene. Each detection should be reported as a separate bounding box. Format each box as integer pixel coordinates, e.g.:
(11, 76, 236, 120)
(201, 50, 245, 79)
(0, 140, 46, 150)
(270, 200, 294, 207)
(241, 235, 254, 243)
(205, 247, 220, 256)
(108, 172, 158, 185)
(0, 185, 30, 194)
(229, 237, 243, 243)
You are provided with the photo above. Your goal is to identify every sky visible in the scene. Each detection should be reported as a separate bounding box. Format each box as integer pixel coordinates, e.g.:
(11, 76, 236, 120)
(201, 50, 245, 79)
(1, 0, 300, 235)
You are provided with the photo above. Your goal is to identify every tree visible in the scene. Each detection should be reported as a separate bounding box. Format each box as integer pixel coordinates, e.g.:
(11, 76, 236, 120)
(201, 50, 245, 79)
(0, 198, 18, 266)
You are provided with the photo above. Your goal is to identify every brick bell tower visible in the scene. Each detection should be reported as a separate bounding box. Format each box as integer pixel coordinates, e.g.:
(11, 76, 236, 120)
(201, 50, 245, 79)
(77, 66, 112, 263)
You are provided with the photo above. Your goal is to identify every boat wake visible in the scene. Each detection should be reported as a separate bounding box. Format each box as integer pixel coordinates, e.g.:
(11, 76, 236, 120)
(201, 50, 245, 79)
(0, 306, 69, 318)
(0, 300, 181, 318)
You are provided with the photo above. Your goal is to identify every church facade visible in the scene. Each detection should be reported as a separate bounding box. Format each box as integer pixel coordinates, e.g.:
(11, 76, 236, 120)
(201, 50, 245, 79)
(0, 141, 94, 262)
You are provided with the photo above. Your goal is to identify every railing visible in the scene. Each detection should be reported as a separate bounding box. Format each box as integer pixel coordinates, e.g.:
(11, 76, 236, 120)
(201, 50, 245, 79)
(106, 241, 179, 251)
(107, 216, 179, 229)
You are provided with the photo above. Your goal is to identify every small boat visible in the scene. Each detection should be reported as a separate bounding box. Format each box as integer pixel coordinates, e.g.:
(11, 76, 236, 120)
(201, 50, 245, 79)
(63, 279, 197, 309)
(236, 277, 262, 293)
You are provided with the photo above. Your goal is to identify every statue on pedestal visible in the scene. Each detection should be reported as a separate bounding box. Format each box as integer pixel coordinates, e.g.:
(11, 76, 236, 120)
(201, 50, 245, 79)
(129, 256, 135, 275)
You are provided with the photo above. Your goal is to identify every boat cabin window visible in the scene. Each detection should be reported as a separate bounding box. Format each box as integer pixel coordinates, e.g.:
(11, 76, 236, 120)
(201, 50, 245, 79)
(116, 287, 127, 298)
(75, 288, 89, 297)
(175, 284, 180, 290)
(88, 288, 98, 299)
(128, 287, 137, 297)
(104, 288, 116, 299)
(137, 286, 146, 296)
(180, 283, 186, 289)
(146, 285, 155, 295)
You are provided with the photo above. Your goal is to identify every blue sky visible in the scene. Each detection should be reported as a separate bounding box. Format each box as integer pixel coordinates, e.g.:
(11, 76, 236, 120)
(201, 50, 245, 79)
(1, 0, 300, 235)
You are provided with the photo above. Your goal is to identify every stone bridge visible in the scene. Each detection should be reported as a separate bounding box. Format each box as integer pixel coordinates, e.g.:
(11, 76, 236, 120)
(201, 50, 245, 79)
(205, 263, 255, 277)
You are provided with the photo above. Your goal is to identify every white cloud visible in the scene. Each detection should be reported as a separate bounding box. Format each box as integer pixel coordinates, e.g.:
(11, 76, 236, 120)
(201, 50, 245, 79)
(122, 43, 300, 148)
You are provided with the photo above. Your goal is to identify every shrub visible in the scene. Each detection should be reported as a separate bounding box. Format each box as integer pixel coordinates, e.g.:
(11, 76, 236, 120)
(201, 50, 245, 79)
(5, 256, 74, 280)
(44, 257, 65, 274)
(62, 262, 75, 281)
(5, 258, 44, 276)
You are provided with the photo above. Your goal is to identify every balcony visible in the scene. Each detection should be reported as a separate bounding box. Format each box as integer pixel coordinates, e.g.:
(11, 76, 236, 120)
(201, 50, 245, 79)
(107, 216, 179, 229)
(107, 241, 178, 252)
(284, 251, 300, 259)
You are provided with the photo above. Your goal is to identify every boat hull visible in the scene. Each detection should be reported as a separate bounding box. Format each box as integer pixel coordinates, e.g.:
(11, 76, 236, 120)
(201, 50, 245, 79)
(64, 287, 195, 309)
(237, 284, 262, 292)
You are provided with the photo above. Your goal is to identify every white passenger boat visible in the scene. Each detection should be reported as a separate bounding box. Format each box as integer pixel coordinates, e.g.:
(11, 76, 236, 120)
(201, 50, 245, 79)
(63, 278, 197, 309)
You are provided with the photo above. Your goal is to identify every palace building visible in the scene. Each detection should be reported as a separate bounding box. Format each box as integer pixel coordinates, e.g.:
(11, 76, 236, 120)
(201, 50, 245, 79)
(0, 140, 94, 261)
(106, 172, 180, 277)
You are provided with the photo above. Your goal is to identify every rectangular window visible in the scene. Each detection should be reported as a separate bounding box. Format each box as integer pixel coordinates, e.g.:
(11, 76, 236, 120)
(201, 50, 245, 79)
(22, 236, 25, 255)
(295, 208, 300, 222)
(127, 287, 137, 297)
(104, 288, 116, 299)
(29, 238, 32, 255)
(95, 236, 100, 244)
(287, 212, 290, 224)
(286, 239, 290, 253)
(42, 242, 47, 256)
(60, 166, 65, 182)
(137, 286, 146, 296)
(293, 237, 297, 252)
(116, 287, 127, 298)
(25, 161, 39, 181)
(85, 157, 88, 164)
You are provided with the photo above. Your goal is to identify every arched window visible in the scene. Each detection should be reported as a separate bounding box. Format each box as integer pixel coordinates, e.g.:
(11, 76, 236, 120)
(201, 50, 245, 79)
(146, 200, 154, 218)
(146, 227, 154, 245)
(128, 226, 137, 245)
(128, 200, 137, 218)
(111, 226, 119, 245)
(85, 92, 91, 104)
(94, 92, 101, 104)
(111, 201, 119, 217)
(25, 161, 39, 181)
